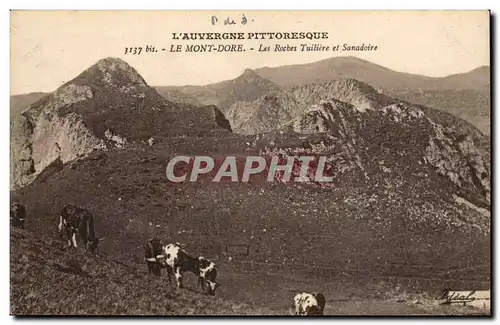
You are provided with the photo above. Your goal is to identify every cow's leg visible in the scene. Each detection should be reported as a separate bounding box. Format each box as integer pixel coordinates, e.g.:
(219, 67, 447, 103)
(147, 262, 153, 274)
(174, 267, 183, 288)
(198, 277, 205, 292)
(295, 302, 301, 316)
(85, 240, 93, 253)
(167, 266, 173, 283)
(79, 224, 89, 251)
(58, 216, 63, 232)
(65, 228, 73, 247)
(71, 232, 78, 248)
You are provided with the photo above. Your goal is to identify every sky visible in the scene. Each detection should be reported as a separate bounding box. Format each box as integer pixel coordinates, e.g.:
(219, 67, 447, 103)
(10, 10, 490, 95)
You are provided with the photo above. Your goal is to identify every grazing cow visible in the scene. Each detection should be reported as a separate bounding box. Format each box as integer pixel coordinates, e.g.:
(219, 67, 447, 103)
(163, 243, 220, 294)
(197, 256, 219, 295)
(292, 292, 326, 316)
(163, 243, 198, 289)
(144, 239, 170, 277)
(10, 201, 26, 229)
(58, 204, 103, 253)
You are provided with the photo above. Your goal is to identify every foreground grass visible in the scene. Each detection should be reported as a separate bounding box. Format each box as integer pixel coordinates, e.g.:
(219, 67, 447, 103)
(10, 228, 489, 316)
(10, 228, 274, 316)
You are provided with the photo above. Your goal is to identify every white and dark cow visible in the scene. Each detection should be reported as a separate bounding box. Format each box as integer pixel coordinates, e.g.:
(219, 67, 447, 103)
(144, 239, 171, 277)
(292, 292, 326, 316)
(163, 243, 220, 294)
(10, 201, 26, 229)
(197, 256, 219, 295)
(58, 204, 103, 253)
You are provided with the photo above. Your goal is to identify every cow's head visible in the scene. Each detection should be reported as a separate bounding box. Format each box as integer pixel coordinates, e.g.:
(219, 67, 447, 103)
(87, 237, 105, 253)
(208, 281, 220, 295)
(155, 254, 167, 268)
(304, 305, 322, 316)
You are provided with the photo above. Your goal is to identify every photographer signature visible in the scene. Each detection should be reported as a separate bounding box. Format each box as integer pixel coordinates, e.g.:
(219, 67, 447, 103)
(440, 289, 477, 304)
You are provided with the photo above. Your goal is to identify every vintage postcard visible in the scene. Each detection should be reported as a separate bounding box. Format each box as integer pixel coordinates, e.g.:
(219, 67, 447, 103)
(10, 10, 491, 316)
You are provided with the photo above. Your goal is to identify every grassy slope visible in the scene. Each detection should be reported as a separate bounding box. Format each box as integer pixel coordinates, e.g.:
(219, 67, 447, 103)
(13, 146, 490, 285)
(10, 227, 273, 316)
(10, 225, 489, 316)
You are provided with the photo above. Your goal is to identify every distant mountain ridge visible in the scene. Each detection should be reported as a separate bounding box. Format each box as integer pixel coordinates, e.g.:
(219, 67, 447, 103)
(154, 57, 489, 110)
(155, 68, 281, 112)
(388, 88, 491, 136)
(254, 56, 490, 90)
(10, 92, 46, 119)
(155, 56, 490, 135)
(11, 56, 490, 134)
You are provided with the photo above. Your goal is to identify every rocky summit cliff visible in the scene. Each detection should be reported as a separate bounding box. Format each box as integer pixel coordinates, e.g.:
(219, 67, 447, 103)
(226, 79, 395, 135)
(226, 79, 490, 214)
(10, 57, 231, 189)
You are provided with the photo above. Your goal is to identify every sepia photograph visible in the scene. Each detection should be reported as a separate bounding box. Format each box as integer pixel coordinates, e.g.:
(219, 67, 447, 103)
(9, 10, 491, 316)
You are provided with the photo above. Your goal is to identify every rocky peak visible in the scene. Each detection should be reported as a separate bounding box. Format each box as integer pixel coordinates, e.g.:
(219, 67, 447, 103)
(65, 57, 148, 93)
(240, 68, 259, 77)
(95, 57, 148, 87)
(235, 68, 276, 85)
(225, 78, 396, 135)
(291, 79, 394, 112)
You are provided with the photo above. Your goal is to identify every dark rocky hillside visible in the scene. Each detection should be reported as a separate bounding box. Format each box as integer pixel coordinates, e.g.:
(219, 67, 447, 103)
(10, 57, 232, 189)
(224, 79, 490, 207)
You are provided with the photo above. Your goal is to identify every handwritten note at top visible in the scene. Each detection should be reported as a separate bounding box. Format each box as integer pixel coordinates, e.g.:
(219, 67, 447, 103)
(211, 14, 253, 26)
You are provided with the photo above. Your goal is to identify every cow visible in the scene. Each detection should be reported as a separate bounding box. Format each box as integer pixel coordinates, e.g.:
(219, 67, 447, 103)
(58, 204, 103, 253)
(292, 292, 326, 316)
(197, 256, 219, 295)
(10, 201, 26, 229)
(144, 239, 170, 277)
(163, 243, 220, 294)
